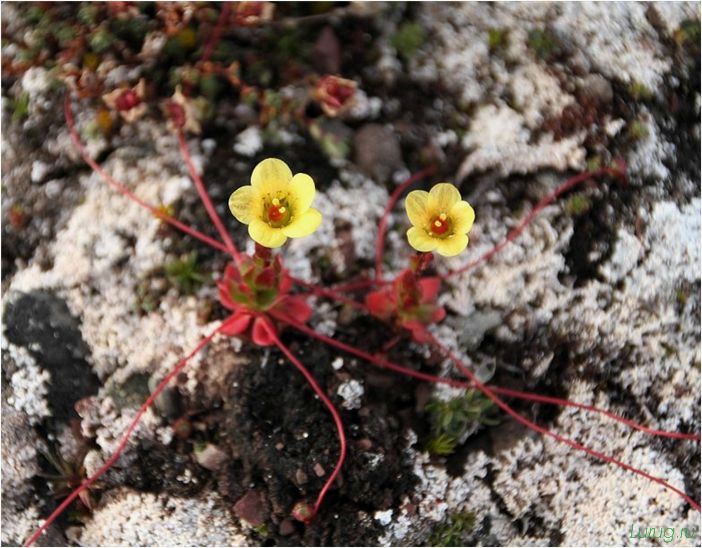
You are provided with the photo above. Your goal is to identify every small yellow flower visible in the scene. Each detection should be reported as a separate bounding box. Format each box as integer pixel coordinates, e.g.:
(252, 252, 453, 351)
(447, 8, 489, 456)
(405, 183, 475, 257)
(229, 158, 322, 248)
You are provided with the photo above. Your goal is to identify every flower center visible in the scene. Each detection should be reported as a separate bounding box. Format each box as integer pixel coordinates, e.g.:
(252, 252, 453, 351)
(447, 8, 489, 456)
(265, 197, 292, 228)
(430, 213, 450, 236)
(116, 89, 141, 111)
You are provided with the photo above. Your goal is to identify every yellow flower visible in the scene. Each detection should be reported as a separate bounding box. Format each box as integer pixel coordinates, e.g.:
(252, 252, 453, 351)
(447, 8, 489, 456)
(405, 183, 475, 257)
(228, 158, 322, 248)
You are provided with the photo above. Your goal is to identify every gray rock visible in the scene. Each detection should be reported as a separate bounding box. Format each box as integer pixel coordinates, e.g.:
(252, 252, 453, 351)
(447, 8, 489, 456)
(353, 124, 404, 183)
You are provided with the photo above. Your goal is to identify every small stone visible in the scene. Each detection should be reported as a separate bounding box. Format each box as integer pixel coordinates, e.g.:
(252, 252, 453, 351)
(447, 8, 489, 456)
(357, 438, 373, 451)
(374, 509, 393, 526)
(275, 442, 284, 451)
(331, 357, 344, 370)
(234, 491, 266, 527)
(194, 443, 228, 472)
(313, 463, 326, 477)
(580, 74, 613, 105)
(313, 26, 341, 74)
(279, 519, 296, 536)
(354, 124, 403, 183)
(295, 469, 308, 485)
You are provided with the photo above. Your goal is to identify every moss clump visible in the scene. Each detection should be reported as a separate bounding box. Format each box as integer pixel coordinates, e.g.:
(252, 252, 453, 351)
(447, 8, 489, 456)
(89, 26, 115, 54)
(165, 252, 207, 294)
(674, 19, 701, 46)
(627, 119, 649, 141)
(392, 21, 426, 60)
(488, 28, 509, 52)
(8, 92, 30, 122)
(628, 81, 653, 101)
(429, 512, 476, 546)
(565, 193, 591, 216)
(527, 28, 561, 60)
(425, 390, 499, 456)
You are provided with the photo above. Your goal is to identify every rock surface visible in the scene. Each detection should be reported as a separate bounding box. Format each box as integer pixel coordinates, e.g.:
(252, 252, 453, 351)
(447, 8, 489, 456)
(1, 2, 699, 546)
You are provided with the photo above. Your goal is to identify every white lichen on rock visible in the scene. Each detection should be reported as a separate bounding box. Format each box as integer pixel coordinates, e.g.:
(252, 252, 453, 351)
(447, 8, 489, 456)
(76, 489, 247, 546)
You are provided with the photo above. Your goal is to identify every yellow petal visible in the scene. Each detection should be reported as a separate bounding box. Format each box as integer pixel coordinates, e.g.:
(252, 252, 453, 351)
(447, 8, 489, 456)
(407, 227, 438, 253)
(450, 200, 475, 234)
(282, 208, 322, 238)
(289, 172, 316, 212)
(429, 183, 461, 212)
(248, 218, 288, 248)
(251, 158, 293, 193)
(228, 185, 257, 224)
(436, 234, 468, 257)
(405, 190, 430, 227)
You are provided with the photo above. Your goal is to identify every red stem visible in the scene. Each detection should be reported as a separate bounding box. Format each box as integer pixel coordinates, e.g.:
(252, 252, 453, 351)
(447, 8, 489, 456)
(200, 2, 231, 65)
(427, 332, 701, 512)
(280, 316, 700, 442)
(25, 320, 231, 546)
(177, 130, 240, 262)
(442, 166, 626, 280)
(290, 276, 367, 309)
(375, 166, 437, 280)
(64, 92, 232, 255)
(264, 322, 347, 522)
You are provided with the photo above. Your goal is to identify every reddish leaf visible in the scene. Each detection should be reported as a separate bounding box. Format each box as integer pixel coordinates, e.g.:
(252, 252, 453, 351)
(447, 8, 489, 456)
(255, 267, 276, 288)
(275, 296, 312, 324)
(220, 311, 252, 336)
(419, 277, 442, 303)
(402, 320, 432, 344)
(365, 290, 396, 319)
(252, 316, 276, 346)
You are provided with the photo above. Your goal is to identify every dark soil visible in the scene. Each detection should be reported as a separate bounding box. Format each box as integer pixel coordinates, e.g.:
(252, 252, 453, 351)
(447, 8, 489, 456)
(216, 328, 420, 546)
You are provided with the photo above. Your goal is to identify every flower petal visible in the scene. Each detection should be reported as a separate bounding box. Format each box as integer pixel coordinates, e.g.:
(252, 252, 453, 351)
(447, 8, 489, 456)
(450, 200, 475, 234)
(405, 190, 430, 227)
(435, 234, 469, 257)
(282, 208, 322, 238)
(407, 227, 438, 252)
(228, 185, 257, 224)
(248, 219, 288, 248)
(289, 172, 316, 212)
(251, 158, 292, 192)
(429, 183, 461, 212)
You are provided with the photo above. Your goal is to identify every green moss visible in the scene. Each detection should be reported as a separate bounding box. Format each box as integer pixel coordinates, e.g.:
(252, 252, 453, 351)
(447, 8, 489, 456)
(488, 28, 509, 52)
(425, 390, 499, 455)
(527, 28, 561, 60)
(392, 21, 426, 60)
(429, 512, 476, 546)
(9, 92, 30, 122)
(165, 252, 207, 294)
(627, 119, 649, 140)
(89, 26, 115, 54)
(78, 4, 100, 26)
(675, 19, 701, 46)
(565, 193, 591, 216)
(426, 433, 457, 456)
(676, 288, 689, 306)
(628, 81, 653, 101)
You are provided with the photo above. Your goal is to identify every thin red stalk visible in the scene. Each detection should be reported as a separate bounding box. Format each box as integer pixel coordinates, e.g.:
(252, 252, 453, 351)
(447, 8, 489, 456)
(331, 277, 385, 292)
(375, 166, 437, 280)
(264, 323, 347, 521)
(200, 2, 231, 65)
(64, 93, 231, 255)
(177, 130, 240, 262)
(428, 332, 701, 511)
(25, 320, 232, 546)
(281, 317, 700, 442)
(442, 166, 625, 280)
(291, 276, 367, 309)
